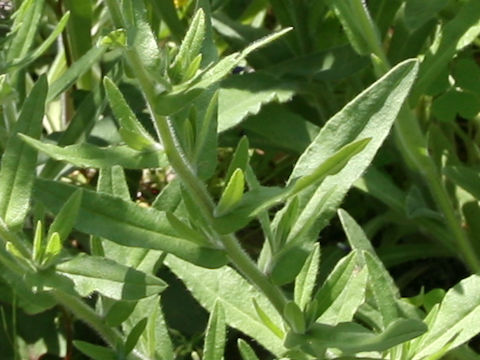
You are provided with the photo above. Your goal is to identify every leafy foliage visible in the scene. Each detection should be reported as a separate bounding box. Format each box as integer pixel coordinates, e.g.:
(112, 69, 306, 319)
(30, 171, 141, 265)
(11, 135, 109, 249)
(0, 0, 479, 359)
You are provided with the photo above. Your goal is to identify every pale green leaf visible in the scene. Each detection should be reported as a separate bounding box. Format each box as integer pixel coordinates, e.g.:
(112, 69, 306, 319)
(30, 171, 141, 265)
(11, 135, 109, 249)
(237, 339, 260, 360)
(284, 59, 418, 245)
(294, 243, 320, 310)
(104, 77, 157, 151)
(203, 301, 226, 360)
(413, 274, 480, 359)
(20, 135, 167, 169)
(215, 168, 245, 216)
(56, 254, 166, 300)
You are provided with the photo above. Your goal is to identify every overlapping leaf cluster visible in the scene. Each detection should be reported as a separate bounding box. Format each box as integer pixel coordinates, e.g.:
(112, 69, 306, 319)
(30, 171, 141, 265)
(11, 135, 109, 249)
(0, 0, 480, 359)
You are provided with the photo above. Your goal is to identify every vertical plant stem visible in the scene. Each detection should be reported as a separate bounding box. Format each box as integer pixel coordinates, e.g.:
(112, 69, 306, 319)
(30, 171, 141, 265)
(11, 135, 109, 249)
(222, 234, 288, 314)
(104, 0, 289, 316)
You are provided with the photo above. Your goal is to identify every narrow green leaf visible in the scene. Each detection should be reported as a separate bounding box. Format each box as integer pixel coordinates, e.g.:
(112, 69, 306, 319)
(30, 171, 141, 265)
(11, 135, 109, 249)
(123, 295, 175, 360)
(170, 9, 206, 82)
(73, 341, 117, 360)
(314, 251, 358, 319)
(413, 274, 480, 359)
(338, 209, 375, 255)
(105, 300, 137, 327)
(285, 318, 426, 354)
(97, 166, 130, 201)
(104, 77, 157, 151)
(63, 0, 92, 89)
(32, 220, 44, 263)
(42, 232, 62, 266)
(0, 75, 47, 228)
(56, 254, 166, 300)
(326, 0, 381, 56)
(151, 0, 185, 42)
(4, 12, 70, 72)
(47, 45, 106, 102)
(6, 0, 45, 62)
(364, 251, 399, 329)
(294, 243, 320, 310)
(165, 212, 209, 246)
(269, 243, 313, 286)
(289, 138, 371, 197)
(124, 0, 162, 74)
(317, 265, 368, 325)
(34, 179, 228, 268)
(215, 168, 245, 216)
(203, 301, 226, 360)
(125, 317, 148, 355)
(165, 255, 286, 356)
(252, 298, 284, 339)
(156, 27, 292, 117)
(20, 135, 167, 169)
(284, 59, 419, 245)
(47, 190, 82, 242)
(283, 301, 306, 334)
(237, 339, 260, 360)
(225, 137, 250, 183)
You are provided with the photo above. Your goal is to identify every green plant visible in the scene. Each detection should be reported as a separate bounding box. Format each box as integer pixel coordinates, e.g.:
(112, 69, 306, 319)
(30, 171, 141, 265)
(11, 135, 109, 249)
(1, 0, 480, 359)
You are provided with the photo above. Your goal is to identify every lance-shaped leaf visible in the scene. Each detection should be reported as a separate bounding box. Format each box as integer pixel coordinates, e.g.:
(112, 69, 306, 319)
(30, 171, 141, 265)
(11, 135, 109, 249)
(215, 168, 245, 216)
(20, 135, 167, 169)
(225, 136, 250, 183)
(170, 9, 206, 82)
(203, 301, 226, 360)
(283, 59, 418, 248)
(0, 75, 47, 229)
(47, 190, 82, 242)
(4, 12, 70, 72)
(34, 179, 228, 269)
(104, 77, 157, 151)
(283, 301, 306, 334)
(124, 318, 148, 355)
(213, 138, 370, 234)
(325, 0, 381, 56)
(47, 44, 106, 102)
(237, 339, 260, 360)
(412, 274, 480, 359)
(56, 254, 166, 300)
(6, 0, 45, 62)
(294, 243, 320, 310)
(285, 318, 426, 355)
(339, 210, 400, 329)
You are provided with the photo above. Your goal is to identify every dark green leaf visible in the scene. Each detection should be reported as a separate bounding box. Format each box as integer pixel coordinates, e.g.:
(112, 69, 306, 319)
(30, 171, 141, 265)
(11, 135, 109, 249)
(0, 75, 47, 228)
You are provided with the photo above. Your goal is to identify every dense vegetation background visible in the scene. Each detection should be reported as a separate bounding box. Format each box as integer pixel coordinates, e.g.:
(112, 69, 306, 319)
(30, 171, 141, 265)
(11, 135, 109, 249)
(1, 0, 480, 359)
